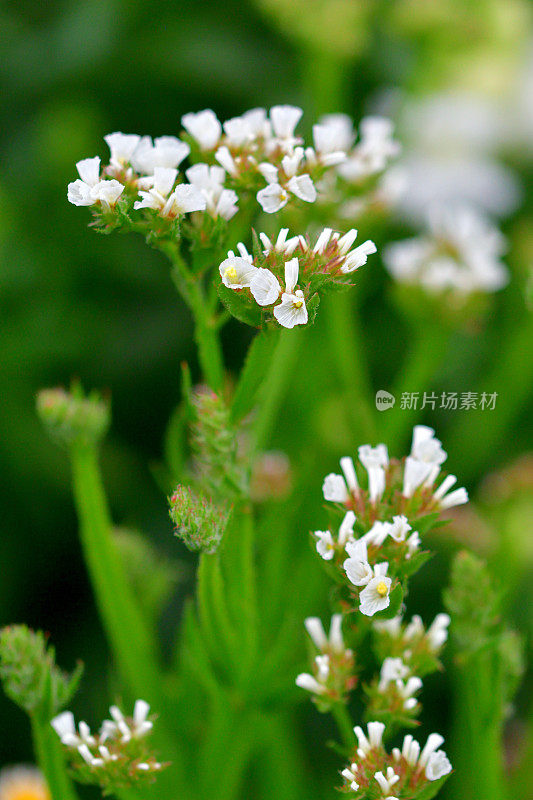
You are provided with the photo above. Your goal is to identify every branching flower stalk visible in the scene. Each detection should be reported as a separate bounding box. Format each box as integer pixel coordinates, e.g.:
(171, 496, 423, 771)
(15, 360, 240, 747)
(297, 426, 469, 799)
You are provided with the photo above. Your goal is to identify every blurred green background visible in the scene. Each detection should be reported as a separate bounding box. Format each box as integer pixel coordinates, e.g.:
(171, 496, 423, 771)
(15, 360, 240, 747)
(1, 0, 532, 795)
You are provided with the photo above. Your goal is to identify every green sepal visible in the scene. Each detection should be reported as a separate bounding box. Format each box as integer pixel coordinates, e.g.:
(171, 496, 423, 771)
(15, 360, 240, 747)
(306, 292, 320, 326)
(415, 775, 451, 800)
(217, 281, 263, 327)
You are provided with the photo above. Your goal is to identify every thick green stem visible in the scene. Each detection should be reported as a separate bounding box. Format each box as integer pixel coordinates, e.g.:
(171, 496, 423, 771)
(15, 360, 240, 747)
(449, 653, 507, 800)
(70, 443, 161, 702)
(331, 702, 356, 755)
(31, 713, 79, 800)
(69, 443, 185, 796)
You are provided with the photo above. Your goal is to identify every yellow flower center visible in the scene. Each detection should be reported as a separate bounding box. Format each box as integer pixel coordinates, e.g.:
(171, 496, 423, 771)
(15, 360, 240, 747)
(224, 266, 238, 281)
(376, 581, 388, 597)
(2, 787, 50, 800)
(293, 299, 303, 308)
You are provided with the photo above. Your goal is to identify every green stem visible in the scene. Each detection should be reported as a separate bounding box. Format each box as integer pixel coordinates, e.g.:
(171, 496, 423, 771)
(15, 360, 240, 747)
(251, 329, 301, 455)
(238, 509, 259, 680)
(331, 702, 355, 755)
(324, 293, 377, 443)
(31, 713, 79, 800)
(69, 442, 185, 796)
(449, 653, 506, 800)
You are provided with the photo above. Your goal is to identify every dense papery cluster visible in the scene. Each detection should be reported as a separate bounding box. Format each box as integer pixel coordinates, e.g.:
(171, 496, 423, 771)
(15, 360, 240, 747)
(297, 426, 459, 799)
(67, 106, 400, 232)
(51, 701, 164, 793)
(219, 227, 376, 328)
(315, 426, 467, 618)
(383, 203, 508, 295)
(340, 723, 452, 798)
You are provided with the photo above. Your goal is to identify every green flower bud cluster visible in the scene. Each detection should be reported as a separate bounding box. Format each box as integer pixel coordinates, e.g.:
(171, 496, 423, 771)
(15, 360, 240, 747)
(36, 384, 110, 448)
(0, 625, 82, 717)
(190, 389, 248, 502)
(169, 485, 231, 554)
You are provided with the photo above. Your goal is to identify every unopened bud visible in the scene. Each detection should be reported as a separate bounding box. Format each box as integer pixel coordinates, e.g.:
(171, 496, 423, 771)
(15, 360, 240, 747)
(37, 385, 110, 447)
(169, 485, 230, 553)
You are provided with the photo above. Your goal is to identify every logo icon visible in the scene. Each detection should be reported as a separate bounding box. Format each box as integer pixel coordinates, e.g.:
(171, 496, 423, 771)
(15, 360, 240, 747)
(375, 390, 395, 411)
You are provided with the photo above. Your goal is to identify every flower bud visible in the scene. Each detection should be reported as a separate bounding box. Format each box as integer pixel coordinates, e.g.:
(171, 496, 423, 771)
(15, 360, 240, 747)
(0, 626, 82, 716)
(36, 385, 110, 447)
(169, 485, 230, 554)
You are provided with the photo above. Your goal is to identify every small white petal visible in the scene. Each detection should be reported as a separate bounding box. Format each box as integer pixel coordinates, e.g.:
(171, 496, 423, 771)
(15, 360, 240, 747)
(250, 268, 281, 305)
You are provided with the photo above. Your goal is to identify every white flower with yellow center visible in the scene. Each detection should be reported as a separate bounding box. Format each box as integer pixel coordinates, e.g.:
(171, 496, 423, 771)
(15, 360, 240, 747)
(67, 157, 124, 210)
(314, 529, 335, 560)
(219, 256, 258, 290)
(0, 766, 50, 800)
(134, 167, 206, 217)
(273, 258, 308, 328)
(344, 538, 373, 586)
(359, 566, 392, 616)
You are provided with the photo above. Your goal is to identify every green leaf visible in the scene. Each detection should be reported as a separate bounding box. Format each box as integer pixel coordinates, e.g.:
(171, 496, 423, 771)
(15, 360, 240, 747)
(306, 292, 320, 326)
(217, 282, 262, 327)
(230, 329, 279, 423)
(402, 550, 432, 578)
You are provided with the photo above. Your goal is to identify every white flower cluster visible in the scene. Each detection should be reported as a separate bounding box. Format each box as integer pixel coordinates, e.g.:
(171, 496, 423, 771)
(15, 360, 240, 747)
(378, 657, 422, 711)
(374, 612, 451, 654)
(341, 722, 452, 797)
(51, 700, 161, 774)
(295, 614, 354, 698)
(323, 425, 468, 512)
(383, 203, 508, 296)
(219, 226, 376, 329)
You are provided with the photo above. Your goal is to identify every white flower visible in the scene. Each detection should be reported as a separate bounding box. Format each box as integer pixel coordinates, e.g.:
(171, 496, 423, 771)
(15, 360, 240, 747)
(359, 573, 392, 616)
(67, 157, 124, 210)
(273, 258, 307, 328)
(286, 174, 317, 202)
(339, 117, 400, 182)
(406, 531, 421, 557)
(411, 425, 447, 467)
(314, 529, 335, 560)
(270, 104, 303, 151)
(353, 721, 385, 757)
(219, 256, 258, 289)
(78, 743, 104, 767)
(338, 510, 356, 545)
(340, 239, 377, 273)
(187, 163, 238, 220)
(259, 228, 301, 257)
(104, 132, 141, 172)
(384, 203, 508, 295)
(374, 615, 403, 637)
(433, 474, 469, 508)
(340, 456, 359, 494)
(358, 444, 388, 503)
(258, 162, 279, 184)
(396, 676, 423, 710)
(281, 147, 305, 177)
(182, 109, 222, 150)
(295, 671, 327, 696)
(250, 268, 282, 306)
(215, 145, 238, 176)
(322, 472, 349, 502)
(396, 733, 421, 766)
(388, 515, 412, 542)
(375, 767, 400, 795)
(51, 711, 95, 747)
(363, 520, 391, 547)
(304, 613, 346, 654)
(344, 544, 374, 587)
(131, 136, 190, 174)
(402, 457, 433, 498)
(257, 182, 290, 213)
(378, 657, 410, 690)
(108, 700, 152, 742)
(134, 167, 177, 212)
(425, 750, 453, 781)
(426, 613, 451, 651)
(404, 615, 425, 640)
(418, 733, 445, 770)
(341, 763, 360, 792)
(309, 117, 350, 166)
